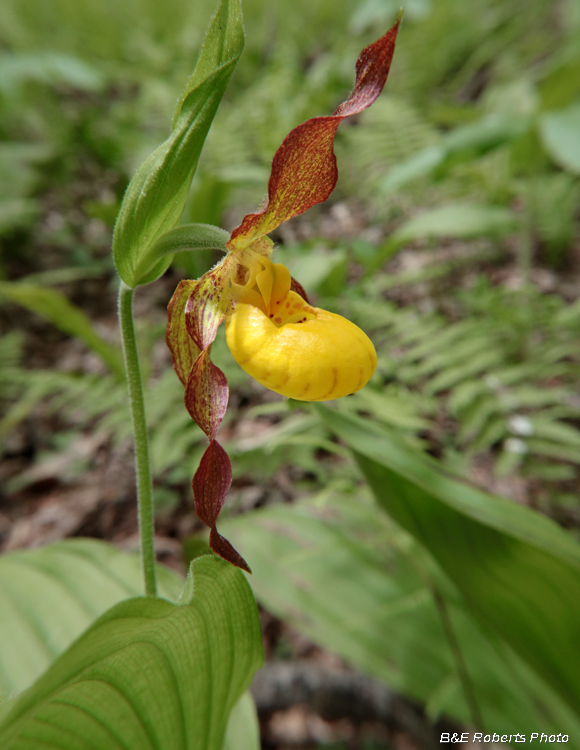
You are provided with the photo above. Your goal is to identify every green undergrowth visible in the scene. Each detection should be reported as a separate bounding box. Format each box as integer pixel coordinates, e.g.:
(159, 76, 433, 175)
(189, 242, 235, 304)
(340, 277, 580, 493)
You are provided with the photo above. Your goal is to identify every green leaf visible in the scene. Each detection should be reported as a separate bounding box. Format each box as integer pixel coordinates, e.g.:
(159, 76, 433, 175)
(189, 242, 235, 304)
(0, 539, 183, 698)
(381, 113, 531, 193)
(526, 438, 580, 464)
(539, 58, 580, 110)
(0, 555, 263, 750)
(281, 247, 348, 296)
(220, 494, 580, 736)
(0, 52, 104, 92)
(316, 406, 580, 716)
(112, 0, 244, 288)
(0, 199, 39, 235)
(399, 319, 478, 365)
(448, 379, 488, 415)
(381, 144, 444, 193)
(469, 414, 507, 453)
(457, 394, 500, 442)
(385, 203, 518, 253)
(349, 387, 431, 432)
(424, 349, 505, 394)
(0, 282, 124, 379)
(222, 692, 260, 750)
(539, 104, 580, 174)
(370, 204, 517, 269)
(0, 142, 53, 200)
(528, 418, 580, 448)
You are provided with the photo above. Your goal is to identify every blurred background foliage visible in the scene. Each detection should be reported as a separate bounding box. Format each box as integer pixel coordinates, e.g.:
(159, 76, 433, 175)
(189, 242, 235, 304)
(1, 0, 580, 746)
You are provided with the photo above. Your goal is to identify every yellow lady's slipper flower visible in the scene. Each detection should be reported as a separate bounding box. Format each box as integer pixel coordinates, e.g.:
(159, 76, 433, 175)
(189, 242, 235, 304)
(166, 18, 400, 570)
(225, 254, 377, 401)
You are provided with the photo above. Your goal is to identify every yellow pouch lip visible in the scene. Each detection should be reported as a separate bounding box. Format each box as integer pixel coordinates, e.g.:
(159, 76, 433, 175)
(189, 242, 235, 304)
(225, 300, 377, 401)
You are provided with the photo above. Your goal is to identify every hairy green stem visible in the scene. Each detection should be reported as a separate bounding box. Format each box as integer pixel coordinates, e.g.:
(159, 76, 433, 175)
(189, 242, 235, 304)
(118, 281, 157, 597)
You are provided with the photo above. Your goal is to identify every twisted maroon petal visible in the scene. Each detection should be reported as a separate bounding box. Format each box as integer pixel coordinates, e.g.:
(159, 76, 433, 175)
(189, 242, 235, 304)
(166, 279, 201, 386)
(185, 350, 229, 441)
(192, 441, 251, 571)
(210, 527, 251, 574)
(184, 260, 234, 350)
(227, 18, 400, 251)
(192, 440, 231, 528)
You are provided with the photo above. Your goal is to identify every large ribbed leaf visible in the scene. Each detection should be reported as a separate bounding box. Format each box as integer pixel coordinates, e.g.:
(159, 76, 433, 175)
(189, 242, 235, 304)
(317, 406, 580, 718)
(0, 538, 183, 698)
(0, 555, 263, 750)
(222, 691, 260, 750)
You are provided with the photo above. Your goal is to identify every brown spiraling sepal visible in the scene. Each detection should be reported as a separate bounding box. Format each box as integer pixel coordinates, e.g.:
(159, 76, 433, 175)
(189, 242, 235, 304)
(192, 440, 232, 528)
(209, 527, 251, 574)
(185, 350, 229, 440)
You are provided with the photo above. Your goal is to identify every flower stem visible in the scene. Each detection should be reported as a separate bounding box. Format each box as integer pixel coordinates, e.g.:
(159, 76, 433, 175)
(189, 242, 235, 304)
(118, 281, 157, 597)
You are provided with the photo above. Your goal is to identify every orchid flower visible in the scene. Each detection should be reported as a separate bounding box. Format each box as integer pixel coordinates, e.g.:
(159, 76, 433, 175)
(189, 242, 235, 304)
(166, 19, 400, 571)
